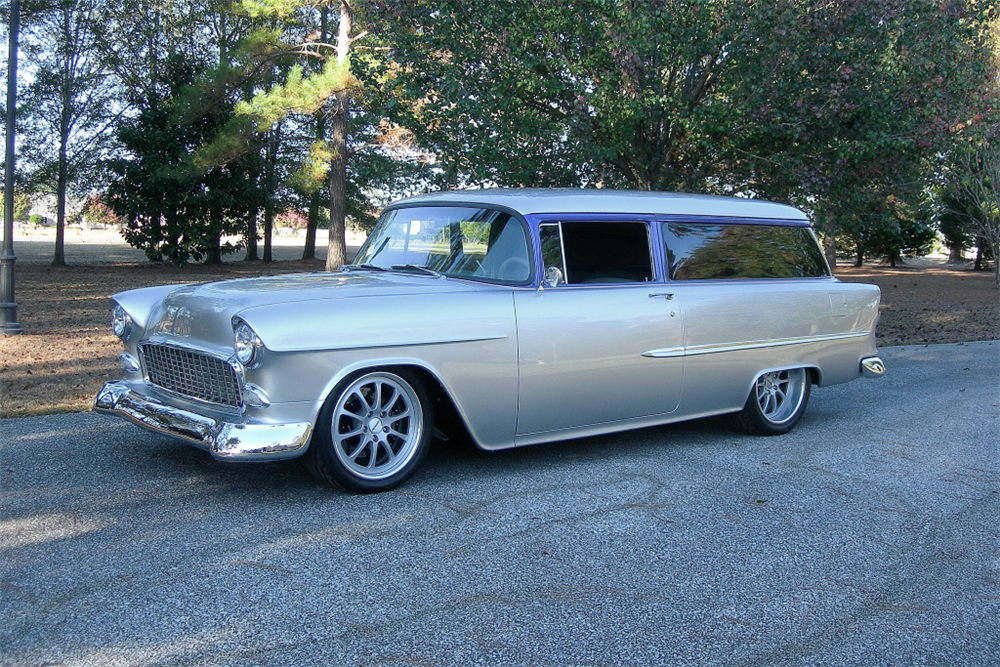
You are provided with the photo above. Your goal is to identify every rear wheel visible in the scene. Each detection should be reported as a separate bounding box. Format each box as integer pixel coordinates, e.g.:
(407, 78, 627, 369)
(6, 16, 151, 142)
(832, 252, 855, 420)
(732, 368, 811, 436)
(306, 369, 432, 493)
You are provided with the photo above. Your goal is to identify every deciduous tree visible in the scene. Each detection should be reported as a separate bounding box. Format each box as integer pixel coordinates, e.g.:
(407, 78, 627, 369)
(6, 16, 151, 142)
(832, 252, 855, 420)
(18, 0, 119, 265)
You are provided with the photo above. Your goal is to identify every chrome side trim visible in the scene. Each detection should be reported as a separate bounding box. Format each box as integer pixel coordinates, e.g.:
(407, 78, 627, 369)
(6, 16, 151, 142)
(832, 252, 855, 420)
(94, 381, 311, 461)
(270, 333, 509, 354)
(642, 331, 871, 358)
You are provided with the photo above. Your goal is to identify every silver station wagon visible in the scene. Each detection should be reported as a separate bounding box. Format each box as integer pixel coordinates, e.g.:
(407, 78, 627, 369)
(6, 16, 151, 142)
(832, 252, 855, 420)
(96, 189, 885, 492)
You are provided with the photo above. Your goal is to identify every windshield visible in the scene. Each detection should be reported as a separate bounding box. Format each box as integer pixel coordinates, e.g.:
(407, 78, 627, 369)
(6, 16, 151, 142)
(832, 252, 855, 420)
(354, 206, 533, 284)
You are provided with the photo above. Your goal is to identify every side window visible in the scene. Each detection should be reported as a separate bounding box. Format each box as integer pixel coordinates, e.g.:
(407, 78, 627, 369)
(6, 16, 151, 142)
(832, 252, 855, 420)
(541, 221, 654, 285)
(663, 222, 830, 280)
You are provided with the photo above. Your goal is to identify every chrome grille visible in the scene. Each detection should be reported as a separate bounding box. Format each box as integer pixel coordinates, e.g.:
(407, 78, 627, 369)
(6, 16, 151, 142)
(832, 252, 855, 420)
(140, 344, 242, 408)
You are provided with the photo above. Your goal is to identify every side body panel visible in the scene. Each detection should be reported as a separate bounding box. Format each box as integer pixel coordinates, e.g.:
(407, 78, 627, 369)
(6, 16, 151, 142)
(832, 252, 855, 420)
(513, 285, 683, 437)
(238, 290, 521, 450)
(672, 279, 880, 419)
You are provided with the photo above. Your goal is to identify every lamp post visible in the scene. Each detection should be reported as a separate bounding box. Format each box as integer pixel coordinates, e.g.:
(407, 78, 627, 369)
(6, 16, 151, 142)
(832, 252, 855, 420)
(2, 0, 24, 335)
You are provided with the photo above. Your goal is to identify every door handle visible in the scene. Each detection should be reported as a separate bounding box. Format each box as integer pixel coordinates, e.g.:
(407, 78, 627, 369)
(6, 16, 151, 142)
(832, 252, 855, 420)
(648, 293, 675, 300)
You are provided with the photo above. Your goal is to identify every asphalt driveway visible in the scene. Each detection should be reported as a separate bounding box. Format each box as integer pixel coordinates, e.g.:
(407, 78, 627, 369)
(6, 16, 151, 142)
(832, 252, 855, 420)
(2, 342, 998, 666)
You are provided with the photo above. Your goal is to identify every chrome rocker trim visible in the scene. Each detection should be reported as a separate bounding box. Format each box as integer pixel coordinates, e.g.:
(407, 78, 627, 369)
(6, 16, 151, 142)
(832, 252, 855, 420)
(94, 381, 312, 461)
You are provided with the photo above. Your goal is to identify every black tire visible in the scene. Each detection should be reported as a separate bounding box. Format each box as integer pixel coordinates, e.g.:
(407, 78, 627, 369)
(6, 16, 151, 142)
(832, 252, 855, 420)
(305, 368, 433, 493)
(732, 368, 811, 436)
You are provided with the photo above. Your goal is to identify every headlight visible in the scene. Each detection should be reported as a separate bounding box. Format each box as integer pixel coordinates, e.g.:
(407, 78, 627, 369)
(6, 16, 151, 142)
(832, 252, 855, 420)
(233, 320, 262, 367)
(112, 303, 132, 340)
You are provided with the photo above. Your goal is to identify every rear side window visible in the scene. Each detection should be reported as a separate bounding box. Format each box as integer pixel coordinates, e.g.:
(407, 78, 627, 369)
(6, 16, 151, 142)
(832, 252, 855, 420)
(540, 221, 653, 284)
(662, 222, 829, 280)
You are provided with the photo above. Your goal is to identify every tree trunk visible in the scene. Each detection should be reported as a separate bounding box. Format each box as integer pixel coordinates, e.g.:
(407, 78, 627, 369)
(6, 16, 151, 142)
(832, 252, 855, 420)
(52, 7, 71, 268)
(262, 126, 281, 263)
(205, 206, 223, 265)
(53, 172, 67, 266)
(245, 207, 259, 261)
(326, 89, 348, 272)
(303, 191, 319, 260)
(822, 233, 837, 274)
(304, 8, 327, 262)
(263, 201, 273, 263)
(325, 0, 351, 272)
(948, 244, 965, 263)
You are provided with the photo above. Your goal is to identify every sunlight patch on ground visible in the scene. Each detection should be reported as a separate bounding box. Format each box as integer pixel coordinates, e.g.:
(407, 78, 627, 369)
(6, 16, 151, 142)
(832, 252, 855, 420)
(0, 512, 113, 550)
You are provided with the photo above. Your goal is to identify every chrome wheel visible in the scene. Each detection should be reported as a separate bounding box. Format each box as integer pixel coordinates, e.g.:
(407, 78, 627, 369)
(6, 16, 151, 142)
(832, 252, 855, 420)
(754, 368, 808, 425)
(733, 367, 811, 436)
(331, 372, 425, 481)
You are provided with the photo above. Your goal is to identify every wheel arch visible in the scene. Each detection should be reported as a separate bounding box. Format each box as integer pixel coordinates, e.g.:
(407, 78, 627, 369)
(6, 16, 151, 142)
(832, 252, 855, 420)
(741, 363, 821, 401)
(314, 359, 477, 449)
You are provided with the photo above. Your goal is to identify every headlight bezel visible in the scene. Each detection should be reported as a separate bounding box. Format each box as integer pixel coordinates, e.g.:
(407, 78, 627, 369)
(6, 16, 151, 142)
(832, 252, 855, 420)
(232, 318, 263, 368)
(112, 303, 133, 341)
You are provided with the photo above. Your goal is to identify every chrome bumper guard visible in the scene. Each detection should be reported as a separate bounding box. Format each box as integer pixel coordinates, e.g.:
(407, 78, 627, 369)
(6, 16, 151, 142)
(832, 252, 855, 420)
(861, 356, 886, 378)
(94, 381, 312, 461)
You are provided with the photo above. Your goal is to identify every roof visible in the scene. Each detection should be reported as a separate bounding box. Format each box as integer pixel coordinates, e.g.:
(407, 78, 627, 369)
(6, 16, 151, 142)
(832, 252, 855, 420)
(389, 188, 809, 222)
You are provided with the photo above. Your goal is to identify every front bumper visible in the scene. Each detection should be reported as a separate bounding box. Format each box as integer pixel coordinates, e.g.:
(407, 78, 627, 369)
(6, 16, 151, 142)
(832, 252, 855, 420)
(94, 381, 312, 461)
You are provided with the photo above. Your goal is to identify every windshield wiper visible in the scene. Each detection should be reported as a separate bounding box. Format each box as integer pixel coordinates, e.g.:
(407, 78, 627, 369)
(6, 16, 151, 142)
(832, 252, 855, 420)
(343, 263, 387, 272)
(391, 264, 443, 277)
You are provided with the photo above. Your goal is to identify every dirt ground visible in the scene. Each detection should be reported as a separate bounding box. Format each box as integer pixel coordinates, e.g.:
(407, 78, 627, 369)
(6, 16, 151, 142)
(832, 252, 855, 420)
(1, 245, 997, 417)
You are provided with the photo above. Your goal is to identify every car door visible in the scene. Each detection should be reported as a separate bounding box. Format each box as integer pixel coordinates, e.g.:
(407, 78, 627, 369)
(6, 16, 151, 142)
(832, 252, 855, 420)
(513, 220, 683, 438)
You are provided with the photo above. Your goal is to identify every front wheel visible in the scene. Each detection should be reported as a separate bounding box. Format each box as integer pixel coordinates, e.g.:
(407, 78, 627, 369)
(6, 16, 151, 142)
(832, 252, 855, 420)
(306, 369, 433, 493)
(732, 368, 811, 436)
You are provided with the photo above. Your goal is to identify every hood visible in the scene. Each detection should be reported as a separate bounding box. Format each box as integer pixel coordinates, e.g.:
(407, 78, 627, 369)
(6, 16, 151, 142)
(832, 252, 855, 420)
(138, 271, 487, 350)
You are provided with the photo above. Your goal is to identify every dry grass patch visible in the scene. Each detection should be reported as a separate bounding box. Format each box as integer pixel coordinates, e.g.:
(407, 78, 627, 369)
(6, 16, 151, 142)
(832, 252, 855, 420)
(836, 262, 999, 346)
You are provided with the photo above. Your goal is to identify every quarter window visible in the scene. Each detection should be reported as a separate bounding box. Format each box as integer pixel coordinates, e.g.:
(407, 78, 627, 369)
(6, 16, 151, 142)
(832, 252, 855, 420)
(662, 222, 829, 280)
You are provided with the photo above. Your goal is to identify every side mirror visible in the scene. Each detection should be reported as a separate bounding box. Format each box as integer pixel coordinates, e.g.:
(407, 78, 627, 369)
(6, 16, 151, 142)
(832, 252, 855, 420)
(543, 266, 564, 288)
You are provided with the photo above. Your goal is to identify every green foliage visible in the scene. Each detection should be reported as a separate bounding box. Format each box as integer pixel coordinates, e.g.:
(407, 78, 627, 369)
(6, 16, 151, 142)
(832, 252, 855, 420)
(382, 0, 995, 251)
(11, 0, 999, 270)
(838, 196, 937, 266)
(105, 56, 250, 265)
(0, 189, 32, 221)
(938, 190, 977, 258)
(944, 138, 1000, 283)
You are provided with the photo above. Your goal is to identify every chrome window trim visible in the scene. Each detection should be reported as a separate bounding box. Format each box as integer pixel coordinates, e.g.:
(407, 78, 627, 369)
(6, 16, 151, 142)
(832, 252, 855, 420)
(641, 331, 871, 358)
(541, 219, 657, 286)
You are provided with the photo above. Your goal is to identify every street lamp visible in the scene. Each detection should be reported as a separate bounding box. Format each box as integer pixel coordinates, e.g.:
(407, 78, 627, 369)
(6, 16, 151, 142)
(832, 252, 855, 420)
(2, 0, 24, 335)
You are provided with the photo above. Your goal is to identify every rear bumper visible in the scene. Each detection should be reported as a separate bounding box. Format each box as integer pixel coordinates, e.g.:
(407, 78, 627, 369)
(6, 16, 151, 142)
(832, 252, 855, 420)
(94, 381, 312, 461)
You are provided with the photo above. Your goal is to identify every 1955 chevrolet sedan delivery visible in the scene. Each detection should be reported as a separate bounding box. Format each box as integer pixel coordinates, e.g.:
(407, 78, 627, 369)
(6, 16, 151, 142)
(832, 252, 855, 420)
(96, 189, 885, 492)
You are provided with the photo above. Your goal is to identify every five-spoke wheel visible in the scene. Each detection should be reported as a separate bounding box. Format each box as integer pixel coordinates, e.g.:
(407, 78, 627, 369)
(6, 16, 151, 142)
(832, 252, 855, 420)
(306, 369, 432, 492)
(733, 368, 811, 436)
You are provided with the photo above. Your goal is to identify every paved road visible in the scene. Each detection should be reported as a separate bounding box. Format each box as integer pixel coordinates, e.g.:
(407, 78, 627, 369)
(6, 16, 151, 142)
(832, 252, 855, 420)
(2, 342, 998, 666)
